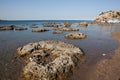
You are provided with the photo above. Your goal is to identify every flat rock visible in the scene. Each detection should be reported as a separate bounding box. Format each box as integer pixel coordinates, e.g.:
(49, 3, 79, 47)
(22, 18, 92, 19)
(32, 28, 49, 32)
(43, 22, 58, 27)
(78, 22, 88, 27)
(15, 27, 27, 31)
(65, 32, 86, 39)
(53, 30, 63, 34)
(62, 22, 72, 27)
(55, 27, 79, 31)
(0, 25, 15, 31)
(17, 40, 84, 80)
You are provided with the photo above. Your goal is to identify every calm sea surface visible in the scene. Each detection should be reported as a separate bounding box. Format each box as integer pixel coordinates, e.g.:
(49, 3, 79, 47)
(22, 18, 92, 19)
(0, 20, 119, 80)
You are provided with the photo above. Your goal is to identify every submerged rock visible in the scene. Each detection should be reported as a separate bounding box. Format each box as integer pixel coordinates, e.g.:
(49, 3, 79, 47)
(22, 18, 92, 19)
(65, 32, 86, 39)
(32, 28, 49, 32)
(17, 40, 84, 80)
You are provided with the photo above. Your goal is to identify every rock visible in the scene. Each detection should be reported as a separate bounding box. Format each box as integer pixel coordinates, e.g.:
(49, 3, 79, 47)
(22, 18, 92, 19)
(56, 27, 79, 31)
(15, 27, 27, 31)
(53, 30, 63, 34)
(65, 32, 86, 39)
(78, 22, 88, 27)
(32, 28, 49, 32)
(43, 22, 58, 27)
(0, 25, 27, 31)
(90, 21, 111, 26)
(24, 59, 72, 80)
(0, 27, 6, 30)
(62, 22, 72, 27)
(17, 43, 40, 56)
(10, 25, 16, 28)
(0, 25, 15, 31)
(94, 10, 120, 23)
(17, 40, 84, 80)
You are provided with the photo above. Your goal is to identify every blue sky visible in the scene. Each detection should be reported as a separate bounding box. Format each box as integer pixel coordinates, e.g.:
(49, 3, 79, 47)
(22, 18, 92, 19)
(0, 0, 120, 20)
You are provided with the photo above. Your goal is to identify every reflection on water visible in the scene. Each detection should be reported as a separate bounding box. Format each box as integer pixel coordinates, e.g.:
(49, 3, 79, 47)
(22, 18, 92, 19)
(0, 21, 119, 80)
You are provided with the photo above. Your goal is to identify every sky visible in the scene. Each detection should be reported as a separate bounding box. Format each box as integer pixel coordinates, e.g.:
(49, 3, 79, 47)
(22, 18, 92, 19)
(0, 0, 120, 20)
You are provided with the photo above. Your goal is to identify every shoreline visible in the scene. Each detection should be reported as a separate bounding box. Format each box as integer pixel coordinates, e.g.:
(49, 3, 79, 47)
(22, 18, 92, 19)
(69, 23, 120, 80)
(90, 31, 120, 80)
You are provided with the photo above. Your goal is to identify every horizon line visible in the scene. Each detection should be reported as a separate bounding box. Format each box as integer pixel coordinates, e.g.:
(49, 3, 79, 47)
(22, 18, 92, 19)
(0, 19, 93, 21)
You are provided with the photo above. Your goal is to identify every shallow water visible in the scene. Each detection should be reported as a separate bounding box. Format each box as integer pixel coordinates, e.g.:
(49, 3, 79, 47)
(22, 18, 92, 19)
(0, 20, 119, 80)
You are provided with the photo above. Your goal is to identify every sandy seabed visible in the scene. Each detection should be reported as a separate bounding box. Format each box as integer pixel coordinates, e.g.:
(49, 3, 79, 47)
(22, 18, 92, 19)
(90, 32, 120, 80)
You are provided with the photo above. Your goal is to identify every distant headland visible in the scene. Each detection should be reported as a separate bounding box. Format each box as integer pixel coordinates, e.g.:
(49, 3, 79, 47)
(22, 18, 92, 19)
(94, 10, 120, 23)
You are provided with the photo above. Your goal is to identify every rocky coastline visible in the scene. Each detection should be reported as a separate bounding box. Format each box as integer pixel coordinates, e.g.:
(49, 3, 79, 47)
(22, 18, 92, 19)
(0, 10, 120, 80)
(94, 10, 120, 23)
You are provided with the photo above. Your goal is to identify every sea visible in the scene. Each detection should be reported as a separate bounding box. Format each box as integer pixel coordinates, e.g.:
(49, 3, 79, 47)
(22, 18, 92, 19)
(0, 20, 119, 80)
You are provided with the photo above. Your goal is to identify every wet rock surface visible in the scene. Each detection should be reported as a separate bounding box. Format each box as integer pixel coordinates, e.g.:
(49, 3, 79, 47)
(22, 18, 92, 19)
(63, 22, 72, 27)
(0, 25, 15, 31)
(53, 30, 63, 34)
(77, 22, 88, 27)
(65, 32, 86, 39)
(0, 25, 28, 31)
(43, 22, 58, 27)
(32, 28, 49, 32)
(17, 40, 84, 80)
(55, 27, 79, 31)
(15, 27, 28, 31)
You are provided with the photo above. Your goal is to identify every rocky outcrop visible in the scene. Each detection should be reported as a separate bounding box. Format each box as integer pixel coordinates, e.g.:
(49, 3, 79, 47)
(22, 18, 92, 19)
(15, 27, 27, 31)
(53, 30, 63, 34)
(62, 22, 72, 27)
(0, 25, 15, 31)
(94, 10, 120, 23)
(0, 25, 28, 31)
(65, 32, 86, 39)
(54, 27, 79, 31)
(43, 22, 58, 27)
(17, 40, 84, 80)
(32, 28, 49, 32)
(77, 22, 88, 27)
